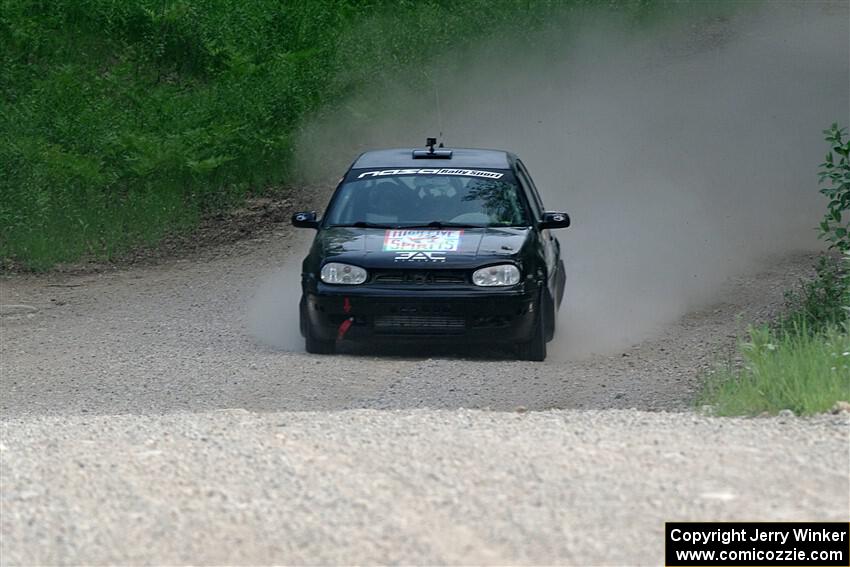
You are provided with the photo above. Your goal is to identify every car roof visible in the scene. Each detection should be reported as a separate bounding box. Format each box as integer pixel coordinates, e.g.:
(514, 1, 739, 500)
(351, 147, 514, 170)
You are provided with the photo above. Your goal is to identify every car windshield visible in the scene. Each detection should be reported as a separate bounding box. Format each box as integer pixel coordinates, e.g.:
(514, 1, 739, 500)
(324, 172, 529, 228)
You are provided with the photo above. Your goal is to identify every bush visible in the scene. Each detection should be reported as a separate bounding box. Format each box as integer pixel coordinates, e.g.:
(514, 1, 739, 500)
(780, 254, 848, 335)
(779, 123, 850, 335)
(818, 123, 850, 252)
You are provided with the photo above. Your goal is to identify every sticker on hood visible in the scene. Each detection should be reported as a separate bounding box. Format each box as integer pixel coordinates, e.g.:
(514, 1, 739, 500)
(358, 168, 503, 179)
(383, 230, 462, 252)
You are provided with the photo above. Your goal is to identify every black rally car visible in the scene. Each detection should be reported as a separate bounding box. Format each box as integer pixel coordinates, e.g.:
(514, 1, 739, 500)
(291, 140, 570, 360)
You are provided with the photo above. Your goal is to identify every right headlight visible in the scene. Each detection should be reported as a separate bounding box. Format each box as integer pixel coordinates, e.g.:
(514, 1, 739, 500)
(320, 262, 368, 285)
(472, 264, 521, 287)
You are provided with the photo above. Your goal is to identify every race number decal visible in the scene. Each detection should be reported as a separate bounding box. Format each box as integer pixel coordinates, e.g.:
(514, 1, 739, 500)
(383, 230, 462, 252)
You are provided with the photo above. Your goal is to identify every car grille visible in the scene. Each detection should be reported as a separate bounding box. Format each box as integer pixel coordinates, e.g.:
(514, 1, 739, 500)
(371, 270, 466, 285)
(374, 314, 466, 334)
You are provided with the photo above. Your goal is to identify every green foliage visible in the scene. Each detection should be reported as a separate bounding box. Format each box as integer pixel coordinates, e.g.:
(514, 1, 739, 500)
(699, 325, 850, 416)
(780, 254, 849, 335)
(839, 251, 850, 338)
(818, 123, 850, 252)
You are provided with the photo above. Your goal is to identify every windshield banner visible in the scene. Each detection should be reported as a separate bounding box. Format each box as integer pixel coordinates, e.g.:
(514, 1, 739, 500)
(383, 230, 462, 252)
(358, 168, 503, 179)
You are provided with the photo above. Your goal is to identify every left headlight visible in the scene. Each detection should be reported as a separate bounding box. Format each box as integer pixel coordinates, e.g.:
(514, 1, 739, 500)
(320, 262, 368, 285)
(472, 264, 521, 287)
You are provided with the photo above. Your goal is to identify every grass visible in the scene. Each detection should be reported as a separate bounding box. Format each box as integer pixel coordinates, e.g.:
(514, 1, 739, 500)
(699, 253, 850, 416)
(700, 325, 850, 416)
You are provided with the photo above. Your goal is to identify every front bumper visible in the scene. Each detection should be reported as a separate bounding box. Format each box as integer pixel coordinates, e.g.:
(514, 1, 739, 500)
(301, 286, 538, 343)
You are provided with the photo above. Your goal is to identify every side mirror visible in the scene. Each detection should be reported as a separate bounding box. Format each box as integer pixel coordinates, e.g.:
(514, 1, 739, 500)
(539, 211, 570, 230)
(291, 211, 319, 229)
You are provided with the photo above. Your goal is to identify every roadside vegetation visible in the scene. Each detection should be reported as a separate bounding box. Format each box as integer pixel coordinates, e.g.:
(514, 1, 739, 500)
(700, 124, 850, 416)
(1, 0, 691, 271)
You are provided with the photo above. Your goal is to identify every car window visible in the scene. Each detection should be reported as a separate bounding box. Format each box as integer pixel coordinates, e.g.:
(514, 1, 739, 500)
(325, 171, 529, 227)
(515, 161, 544, 220)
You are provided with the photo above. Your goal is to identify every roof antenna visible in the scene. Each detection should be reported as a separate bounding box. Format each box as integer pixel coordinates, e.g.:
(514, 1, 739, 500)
(435, 96, 444, 148)
(427, 71, 445, 148)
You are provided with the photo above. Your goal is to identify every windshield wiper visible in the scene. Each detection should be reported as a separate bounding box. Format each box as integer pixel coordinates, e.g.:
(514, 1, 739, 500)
(327, 221, 398, 229)
(401, 221, 486, 229)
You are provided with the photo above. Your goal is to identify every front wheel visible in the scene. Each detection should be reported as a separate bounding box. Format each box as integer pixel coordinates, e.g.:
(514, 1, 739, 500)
(305, 334, 335, 355)
(304, 315, 335, 354)
(517, 297, 547, 361)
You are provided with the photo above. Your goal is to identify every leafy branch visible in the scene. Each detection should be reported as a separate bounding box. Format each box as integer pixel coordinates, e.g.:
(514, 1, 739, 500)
(818, 123, 850, 251)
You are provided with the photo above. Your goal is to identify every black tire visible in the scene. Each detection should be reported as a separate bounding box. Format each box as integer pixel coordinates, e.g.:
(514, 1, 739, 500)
(543, 289, 556, 342)
(304, 313, 335, 354)
(555, 260, 566, 308)
(305, 334, 335, 354)
(299, 296, 309, 338)
(517, 297, 547, 361)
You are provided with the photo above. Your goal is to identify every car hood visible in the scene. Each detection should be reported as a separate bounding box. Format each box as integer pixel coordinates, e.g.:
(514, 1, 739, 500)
(314, 227, 532, 268)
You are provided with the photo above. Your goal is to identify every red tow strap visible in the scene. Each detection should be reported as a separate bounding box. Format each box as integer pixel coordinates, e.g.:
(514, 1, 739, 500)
(337, 317, 353, 340)
(338, 297, 353, 340)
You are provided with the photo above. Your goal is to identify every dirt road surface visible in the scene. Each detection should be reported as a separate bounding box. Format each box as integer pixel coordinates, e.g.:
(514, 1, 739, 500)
(1, 230, 847, 565)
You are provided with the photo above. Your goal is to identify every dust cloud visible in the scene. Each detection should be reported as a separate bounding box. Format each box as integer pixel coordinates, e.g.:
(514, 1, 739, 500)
(271, 2, 849, 358)
(247, 232, 312, 351)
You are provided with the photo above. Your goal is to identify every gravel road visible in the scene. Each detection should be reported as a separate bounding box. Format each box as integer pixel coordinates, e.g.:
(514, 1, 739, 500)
(1, 232, 848, 565)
